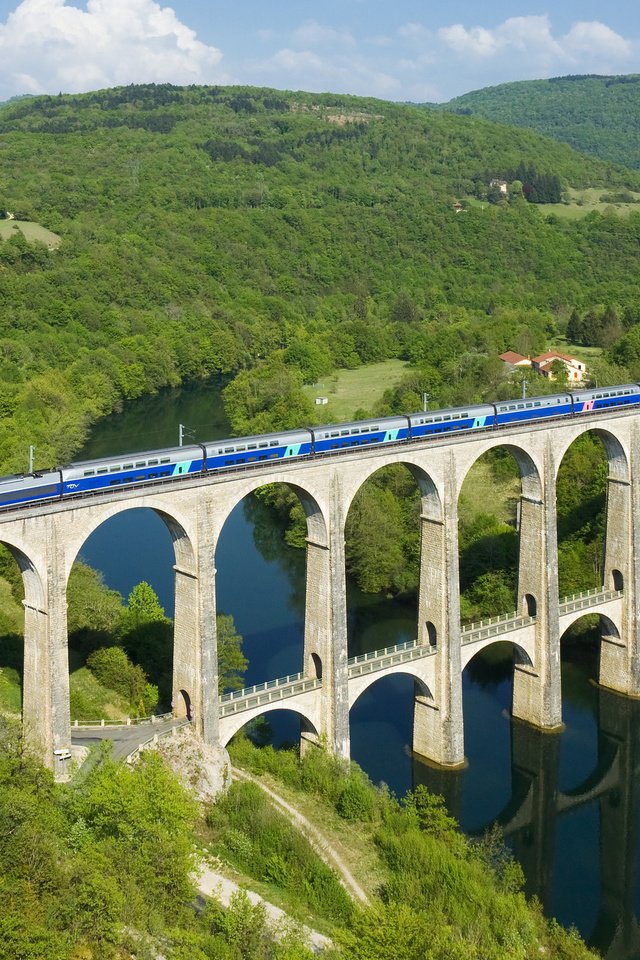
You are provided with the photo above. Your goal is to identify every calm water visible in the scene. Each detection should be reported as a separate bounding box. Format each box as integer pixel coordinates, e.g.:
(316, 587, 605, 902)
(77, 379, 640, 958)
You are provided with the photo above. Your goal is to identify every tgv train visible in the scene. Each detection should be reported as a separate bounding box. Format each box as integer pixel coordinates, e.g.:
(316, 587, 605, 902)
(1, 382, 639, 512)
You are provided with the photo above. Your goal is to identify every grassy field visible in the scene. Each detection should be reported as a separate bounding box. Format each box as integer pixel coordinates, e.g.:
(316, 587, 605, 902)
(546, 187, 640, 220)
(302, 359, 410, 421)
(0, 219, 62, 248)
(459, 457, 520, 527)
(465, 188, 640, 220)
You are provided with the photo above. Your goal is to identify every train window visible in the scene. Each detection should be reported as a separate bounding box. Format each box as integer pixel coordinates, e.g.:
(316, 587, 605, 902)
(135, 474, 145, 481)
(341, 430, 349, 436)
(83, 470, 94, 477)
(160, 458, 170, 464)
(109, 479, 122, 486)
(269, 453, 278, 459)
(123, 463, 133, 470)
(259, 442, 268, 448)
(224, 447, 234, 453)
(97, 468, 108, 475)
(236, 446, 246, 452)
(110, 466, 120, 472)
(534, 401, 541, 407)
(248, 456, 257, 462)
(508, 405, 515, 411)
(148, 473, 157, 479)
(225, 460, 233, 466)
(259, 455, 267, 461)
(148, 459, 158, 466)
(269, 440, 278, 447)
(160, 470, 170, 477)
(248, 444, 257, 450)
(330, 431, 338, 438)
(135, 461, 145, 468)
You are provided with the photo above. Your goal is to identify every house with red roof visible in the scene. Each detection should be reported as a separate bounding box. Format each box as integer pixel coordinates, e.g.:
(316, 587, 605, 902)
(532, 351, 586, 382)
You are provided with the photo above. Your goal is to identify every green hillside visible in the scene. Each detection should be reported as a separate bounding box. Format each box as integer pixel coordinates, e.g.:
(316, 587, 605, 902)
(1, 83, 640, 471)
(439, 74, 640, 169)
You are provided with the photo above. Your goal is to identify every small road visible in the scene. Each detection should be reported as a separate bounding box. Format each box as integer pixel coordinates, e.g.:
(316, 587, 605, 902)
(71, 718, 187, 761)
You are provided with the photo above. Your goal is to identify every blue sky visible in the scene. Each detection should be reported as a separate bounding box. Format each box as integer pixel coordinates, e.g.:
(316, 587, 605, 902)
(0, 0, 638, 103)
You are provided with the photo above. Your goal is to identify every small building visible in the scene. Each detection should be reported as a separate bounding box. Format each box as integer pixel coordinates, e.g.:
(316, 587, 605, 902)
(499, 351, 532, 370)
(489, 179, 509, 195)
(532, 351, 586, 382)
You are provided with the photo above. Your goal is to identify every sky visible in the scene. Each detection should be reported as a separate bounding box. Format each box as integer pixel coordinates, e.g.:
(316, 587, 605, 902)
(0, 0, 638, 104)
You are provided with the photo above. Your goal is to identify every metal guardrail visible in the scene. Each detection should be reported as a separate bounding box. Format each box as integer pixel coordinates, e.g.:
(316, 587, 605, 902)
(219, 677, 322, 717)
(461, 613, 535, 645)
(220, 672, 305, 703)
(559, 587, 623, 615)
(73, 711, 173, 729)
(347, 639, 433, 677)
(126, 718, 191, 764)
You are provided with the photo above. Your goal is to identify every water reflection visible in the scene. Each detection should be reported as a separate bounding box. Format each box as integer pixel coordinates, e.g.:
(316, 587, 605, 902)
(413, 644, 640, 959)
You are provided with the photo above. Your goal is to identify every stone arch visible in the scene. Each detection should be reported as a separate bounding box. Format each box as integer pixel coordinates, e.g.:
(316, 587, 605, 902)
(0, 537, 50, 759)
(457, 442, 543, 630)
(611, 569, 624, 592)
(61, 501, 201, 731)
(553, 425, 629, 485)
(64, 500, 197, 581)
(0, 539, 45, 613)
(343, 458, 442, 523)
(349, 667, 434, 710)
(461, 637, 534, 673)
(309, 652, 323, 679)
(219, 706, 320, 748)
(177, 688, 192, 720)
(457, 440, 543, 504)
(522, 593, 537, 617)
(212, 476, 329, 548)
(425, 621, 437, 647)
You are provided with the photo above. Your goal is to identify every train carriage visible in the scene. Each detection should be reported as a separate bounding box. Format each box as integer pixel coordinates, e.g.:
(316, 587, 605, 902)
(203, 429, 313, 471)
(409, 404, 495, 438)
(311, 416, 410, 454)
(493, 393, 573, 426)
(61, 444, 205, 495)
(570, 383, 640, 413)
(0, 471, 62, 508)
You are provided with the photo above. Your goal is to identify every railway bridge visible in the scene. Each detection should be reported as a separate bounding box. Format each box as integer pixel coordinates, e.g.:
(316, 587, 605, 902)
(2, 406, 640, 779)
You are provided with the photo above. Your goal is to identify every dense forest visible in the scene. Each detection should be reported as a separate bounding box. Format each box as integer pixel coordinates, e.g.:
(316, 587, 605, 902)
(439, 74, 640, 169)
(1, 83, 640, 473)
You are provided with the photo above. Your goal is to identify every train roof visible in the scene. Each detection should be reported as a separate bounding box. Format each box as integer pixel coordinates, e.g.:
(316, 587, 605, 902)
(63, 443, 203, 469)
(408, 403, 494, 420)
(203, 428, 312, 451)
(311, 415, 408, 436)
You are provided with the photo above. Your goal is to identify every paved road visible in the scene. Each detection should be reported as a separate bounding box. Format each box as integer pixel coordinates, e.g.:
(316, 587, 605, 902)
(71, 718, 187, 761)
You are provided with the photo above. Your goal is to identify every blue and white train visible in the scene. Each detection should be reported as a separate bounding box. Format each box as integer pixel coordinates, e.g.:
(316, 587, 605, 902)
(1, 383, 639, 511)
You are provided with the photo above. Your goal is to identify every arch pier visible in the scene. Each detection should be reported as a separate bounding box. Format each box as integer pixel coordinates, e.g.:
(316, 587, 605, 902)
(2, 409, 640, 779)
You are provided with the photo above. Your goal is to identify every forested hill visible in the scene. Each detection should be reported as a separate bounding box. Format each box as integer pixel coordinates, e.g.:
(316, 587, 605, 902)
(1, 83, 640, 472)
(438, 74, 640, 169)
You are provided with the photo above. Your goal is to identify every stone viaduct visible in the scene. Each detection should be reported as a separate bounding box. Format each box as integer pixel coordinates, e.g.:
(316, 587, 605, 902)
(2, 407, 640, 780)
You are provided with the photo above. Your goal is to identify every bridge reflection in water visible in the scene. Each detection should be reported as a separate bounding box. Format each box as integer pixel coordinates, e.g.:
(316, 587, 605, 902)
(415, 666, 640, 960)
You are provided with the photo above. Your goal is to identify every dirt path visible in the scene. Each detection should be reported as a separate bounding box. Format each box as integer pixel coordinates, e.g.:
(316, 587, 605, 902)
(195, 862, 333, 955)
(233, 767, 370, 905)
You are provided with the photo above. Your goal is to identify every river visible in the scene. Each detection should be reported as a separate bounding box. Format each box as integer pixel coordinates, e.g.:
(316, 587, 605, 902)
(77, 377, 640, 959)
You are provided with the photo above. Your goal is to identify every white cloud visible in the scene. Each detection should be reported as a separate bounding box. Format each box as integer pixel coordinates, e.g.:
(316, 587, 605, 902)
(0, 0, 228, 98)
(563, 20, 632, 59)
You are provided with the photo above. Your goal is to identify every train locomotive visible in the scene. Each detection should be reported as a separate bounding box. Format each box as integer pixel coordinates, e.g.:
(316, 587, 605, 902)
(1, 383, 639, 512)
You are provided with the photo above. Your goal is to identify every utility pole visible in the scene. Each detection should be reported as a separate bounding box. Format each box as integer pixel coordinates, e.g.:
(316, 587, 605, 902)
(28, 445, 34, 474)
(178, 424, 194, 447)
(423, 393, 430, 412)
(521, 379, 528, 400)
